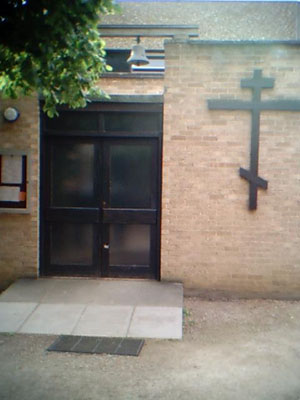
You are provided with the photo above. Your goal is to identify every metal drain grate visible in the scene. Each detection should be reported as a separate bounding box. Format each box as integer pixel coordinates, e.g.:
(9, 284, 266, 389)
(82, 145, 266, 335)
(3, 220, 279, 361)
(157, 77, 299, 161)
(47, 335, 144, 356)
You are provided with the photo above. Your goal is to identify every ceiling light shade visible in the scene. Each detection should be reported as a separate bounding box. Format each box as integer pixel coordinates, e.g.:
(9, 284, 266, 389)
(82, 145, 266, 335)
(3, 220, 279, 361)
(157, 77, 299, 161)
(3, 107, 20, 122)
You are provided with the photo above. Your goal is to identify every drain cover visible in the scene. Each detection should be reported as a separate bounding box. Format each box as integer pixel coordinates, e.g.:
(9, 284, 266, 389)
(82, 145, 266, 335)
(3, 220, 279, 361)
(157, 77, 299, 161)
(47, 336, 144, 356)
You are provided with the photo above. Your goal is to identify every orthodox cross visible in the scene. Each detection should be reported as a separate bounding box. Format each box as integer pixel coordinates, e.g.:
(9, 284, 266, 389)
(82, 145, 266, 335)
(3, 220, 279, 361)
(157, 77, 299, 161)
(207, 69, 300, 210)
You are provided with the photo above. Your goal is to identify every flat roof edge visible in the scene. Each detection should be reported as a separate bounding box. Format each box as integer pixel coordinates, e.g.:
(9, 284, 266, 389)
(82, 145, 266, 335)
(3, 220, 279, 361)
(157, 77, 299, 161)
(175, 40, 300, 46)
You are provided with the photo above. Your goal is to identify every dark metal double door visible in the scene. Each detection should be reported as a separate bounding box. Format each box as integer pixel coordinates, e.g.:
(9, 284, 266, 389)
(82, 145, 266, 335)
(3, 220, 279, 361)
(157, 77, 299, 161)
(43, 136, 160, 279)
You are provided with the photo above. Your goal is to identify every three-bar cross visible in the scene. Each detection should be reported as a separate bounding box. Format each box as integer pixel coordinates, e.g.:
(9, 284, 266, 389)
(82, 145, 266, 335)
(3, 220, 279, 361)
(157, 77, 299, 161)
(207, 69, 300, 210)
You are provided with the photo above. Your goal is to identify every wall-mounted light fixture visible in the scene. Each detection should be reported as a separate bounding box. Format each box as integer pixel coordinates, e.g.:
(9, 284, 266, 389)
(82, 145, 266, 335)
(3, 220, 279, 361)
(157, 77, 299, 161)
(3, 107, 20, 122)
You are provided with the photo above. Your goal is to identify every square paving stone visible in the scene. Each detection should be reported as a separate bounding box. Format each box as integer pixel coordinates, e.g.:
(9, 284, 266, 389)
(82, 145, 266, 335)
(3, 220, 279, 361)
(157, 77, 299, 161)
(20, 303, 85, 334)
(72, 305, 133, 337)
(128, 306, 182, 339)
(0, 302, 37, 333)
(41, 279, 100, 304)
(0, 280, 52, 303)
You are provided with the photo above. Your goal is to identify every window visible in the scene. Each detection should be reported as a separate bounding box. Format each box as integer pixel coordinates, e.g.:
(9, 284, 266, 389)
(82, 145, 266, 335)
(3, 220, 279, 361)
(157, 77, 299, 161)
(105, 49, 165, 74)
(131, 51, 165, 73)
(0, 150, 30, 213)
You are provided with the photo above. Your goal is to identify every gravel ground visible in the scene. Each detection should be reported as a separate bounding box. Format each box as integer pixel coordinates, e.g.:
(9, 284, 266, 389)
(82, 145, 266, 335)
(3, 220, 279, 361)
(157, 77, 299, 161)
(1, 297, 300, 400)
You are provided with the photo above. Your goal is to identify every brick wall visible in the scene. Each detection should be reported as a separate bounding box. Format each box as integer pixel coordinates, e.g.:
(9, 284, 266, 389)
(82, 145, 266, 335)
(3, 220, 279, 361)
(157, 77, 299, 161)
(162, 41, 300, 299)
(0, 97, 39, 290)
(96, 76, 164, 95)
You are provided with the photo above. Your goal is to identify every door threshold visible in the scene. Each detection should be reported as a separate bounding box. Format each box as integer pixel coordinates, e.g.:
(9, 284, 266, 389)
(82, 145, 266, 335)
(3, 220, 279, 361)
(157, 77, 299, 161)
(38, 275, 159, 282)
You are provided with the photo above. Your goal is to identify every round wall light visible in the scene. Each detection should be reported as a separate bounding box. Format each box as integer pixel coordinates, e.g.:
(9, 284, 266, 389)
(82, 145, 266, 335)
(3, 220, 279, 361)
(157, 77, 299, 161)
(3, 107, 20, 122)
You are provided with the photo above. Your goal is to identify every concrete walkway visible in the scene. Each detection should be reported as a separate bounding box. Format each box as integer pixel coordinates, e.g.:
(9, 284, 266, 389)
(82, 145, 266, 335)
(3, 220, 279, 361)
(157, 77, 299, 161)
(0, 279, 183, 339)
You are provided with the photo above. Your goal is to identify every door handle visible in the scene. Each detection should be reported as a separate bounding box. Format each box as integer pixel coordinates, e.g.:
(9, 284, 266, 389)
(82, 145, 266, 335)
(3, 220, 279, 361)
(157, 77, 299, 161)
(103, 243, 110, 250)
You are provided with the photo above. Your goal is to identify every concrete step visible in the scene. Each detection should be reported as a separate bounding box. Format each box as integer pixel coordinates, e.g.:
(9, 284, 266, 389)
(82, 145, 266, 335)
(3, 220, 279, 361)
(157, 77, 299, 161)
(0, 279, 183, 339)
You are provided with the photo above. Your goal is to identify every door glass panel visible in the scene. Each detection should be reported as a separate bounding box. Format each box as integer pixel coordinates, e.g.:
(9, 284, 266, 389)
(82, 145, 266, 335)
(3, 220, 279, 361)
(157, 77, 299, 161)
(51, 143, 95, 207)
(109, 224, 150, 266)
(50, 223, 93, 265)
(109, 144, 152, 208)
(105, 112, 159, 132)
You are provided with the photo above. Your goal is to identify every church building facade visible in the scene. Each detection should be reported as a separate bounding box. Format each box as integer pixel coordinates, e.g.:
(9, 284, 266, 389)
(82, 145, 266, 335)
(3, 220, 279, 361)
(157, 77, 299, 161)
(1, 1, 300, 299)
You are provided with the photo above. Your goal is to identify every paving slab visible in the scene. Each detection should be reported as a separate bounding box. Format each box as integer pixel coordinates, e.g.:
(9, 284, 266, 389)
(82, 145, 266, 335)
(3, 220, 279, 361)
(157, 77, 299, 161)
(0, 279, 183, 339)
(72, 305, 133, 337)
(0, 302, 37, 332)
(128, 306, 182, 339)
(0, 279, 54, 303)
(19, 304, 86, 335)
(40, 279, 101, 304)
(91, 280, 183, 307)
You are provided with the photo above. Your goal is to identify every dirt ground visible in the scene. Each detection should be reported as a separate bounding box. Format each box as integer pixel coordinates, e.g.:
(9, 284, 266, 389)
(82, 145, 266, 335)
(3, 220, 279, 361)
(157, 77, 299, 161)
(1, 297, 300, 400)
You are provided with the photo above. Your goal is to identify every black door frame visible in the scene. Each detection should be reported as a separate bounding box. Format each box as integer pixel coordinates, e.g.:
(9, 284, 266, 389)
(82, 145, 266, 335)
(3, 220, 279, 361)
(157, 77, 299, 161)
(39, 98, 163, 280)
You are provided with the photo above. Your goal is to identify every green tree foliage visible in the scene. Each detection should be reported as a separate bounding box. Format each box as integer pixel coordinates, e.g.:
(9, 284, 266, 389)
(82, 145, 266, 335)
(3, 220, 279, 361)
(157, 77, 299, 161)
(0, 0, 117, 116)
